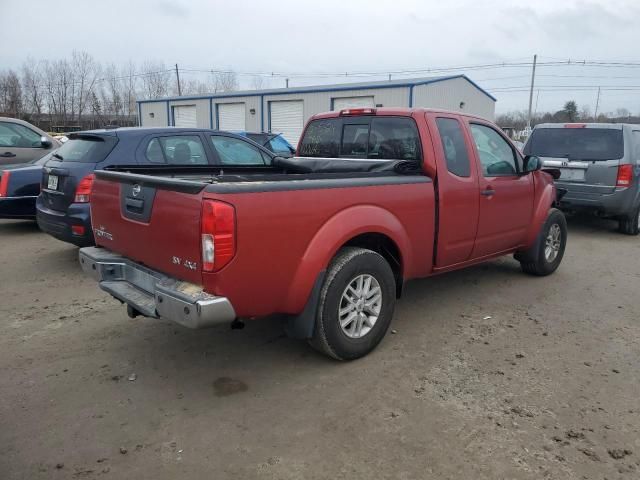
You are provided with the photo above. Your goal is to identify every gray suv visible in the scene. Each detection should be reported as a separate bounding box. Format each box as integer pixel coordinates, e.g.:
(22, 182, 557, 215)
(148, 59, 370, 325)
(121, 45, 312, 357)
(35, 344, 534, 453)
(524, 123, 640, 235)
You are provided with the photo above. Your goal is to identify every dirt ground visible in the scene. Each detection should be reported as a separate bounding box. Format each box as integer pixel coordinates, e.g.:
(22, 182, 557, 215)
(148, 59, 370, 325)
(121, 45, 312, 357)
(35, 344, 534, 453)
(1, 216, 639, 480)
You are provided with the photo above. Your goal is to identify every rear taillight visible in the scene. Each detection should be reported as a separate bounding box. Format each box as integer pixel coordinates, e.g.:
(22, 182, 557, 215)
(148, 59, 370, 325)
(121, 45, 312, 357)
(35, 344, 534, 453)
(564, 123, 586, 128)
(0, 171, 10, 197)
(74, 174, 95, 203)
(201, 200, 236, 272)
(616, 164, 633, 188)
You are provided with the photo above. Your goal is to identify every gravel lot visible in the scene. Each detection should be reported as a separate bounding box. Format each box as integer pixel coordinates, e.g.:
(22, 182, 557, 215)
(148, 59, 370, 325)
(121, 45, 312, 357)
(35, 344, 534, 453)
(1, 216, 639, 479)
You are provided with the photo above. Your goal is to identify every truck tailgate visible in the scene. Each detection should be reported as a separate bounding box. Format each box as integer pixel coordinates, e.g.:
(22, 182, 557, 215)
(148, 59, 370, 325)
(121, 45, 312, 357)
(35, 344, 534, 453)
(89, 172, 205, 284)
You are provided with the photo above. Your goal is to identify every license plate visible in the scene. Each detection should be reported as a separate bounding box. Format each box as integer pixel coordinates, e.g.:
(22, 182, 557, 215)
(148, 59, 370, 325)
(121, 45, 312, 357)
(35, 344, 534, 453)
(559, 169, 585, 181)
(47, 175, 58, 190)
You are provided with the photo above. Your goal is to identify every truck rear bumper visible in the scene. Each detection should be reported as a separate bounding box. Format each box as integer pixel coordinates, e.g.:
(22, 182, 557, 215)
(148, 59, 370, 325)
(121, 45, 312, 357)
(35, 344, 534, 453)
(79, 247, 236, 329)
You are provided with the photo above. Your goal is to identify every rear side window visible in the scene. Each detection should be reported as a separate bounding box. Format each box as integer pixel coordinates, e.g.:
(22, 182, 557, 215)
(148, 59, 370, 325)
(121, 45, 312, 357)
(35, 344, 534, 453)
(435, 118, 470, 177)
(298, 117, 421, 161)
(210, 136, 267, 165)
(525, 128, 624, 161)
(146, 135, 208, 165)
(53, 137, 112, 163)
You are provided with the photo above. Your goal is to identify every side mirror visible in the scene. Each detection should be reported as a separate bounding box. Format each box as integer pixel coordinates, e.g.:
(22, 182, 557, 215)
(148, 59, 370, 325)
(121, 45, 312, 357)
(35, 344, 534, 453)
(523, 155, 542, 173)
(41, 136, 53, 148)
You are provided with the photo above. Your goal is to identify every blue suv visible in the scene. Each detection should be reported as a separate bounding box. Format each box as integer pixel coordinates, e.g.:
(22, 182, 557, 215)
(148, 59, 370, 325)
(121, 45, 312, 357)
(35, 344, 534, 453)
(36, 127, 278, 246)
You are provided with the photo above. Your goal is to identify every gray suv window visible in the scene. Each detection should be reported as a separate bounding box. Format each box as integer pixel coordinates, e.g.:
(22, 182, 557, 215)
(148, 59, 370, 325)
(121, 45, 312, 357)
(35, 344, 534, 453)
(633, 131, 640, 163)
(525, 128, 624, 161)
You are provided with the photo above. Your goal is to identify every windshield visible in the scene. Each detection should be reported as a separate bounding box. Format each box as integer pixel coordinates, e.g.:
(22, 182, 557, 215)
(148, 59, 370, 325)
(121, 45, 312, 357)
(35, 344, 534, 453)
(524, 128, 624, 161)
(268, 135, 294, 155)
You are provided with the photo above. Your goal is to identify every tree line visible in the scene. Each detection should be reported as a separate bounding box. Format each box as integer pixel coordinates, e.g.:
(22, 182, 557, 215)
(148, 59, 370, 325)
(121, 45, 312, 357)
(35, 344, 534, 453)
(0, 51, 239, 130)
(497, 100, 640, 136)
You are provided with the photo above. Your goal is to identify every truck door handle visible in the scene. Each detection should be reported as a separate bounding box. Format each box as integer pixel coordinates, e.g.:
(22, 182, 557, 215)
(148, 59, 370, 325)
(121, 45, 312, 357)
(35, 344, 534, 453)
(0, 152, 16, 158)
(480, 188, 495, 196)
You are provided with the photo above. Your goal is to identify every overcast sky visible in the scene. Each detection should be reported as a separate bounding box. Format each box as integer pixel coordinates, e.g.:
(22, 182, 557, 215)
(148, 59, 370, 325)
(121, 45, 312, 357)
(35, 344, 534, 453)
(2, 0, 640, 115)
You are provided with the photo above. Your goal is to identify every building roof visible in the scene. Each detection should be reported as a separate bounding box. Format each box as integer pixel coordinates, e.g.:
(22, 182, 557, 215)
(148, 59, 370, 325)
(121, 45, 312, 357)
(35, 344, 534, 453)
(137, 74, 496, 104)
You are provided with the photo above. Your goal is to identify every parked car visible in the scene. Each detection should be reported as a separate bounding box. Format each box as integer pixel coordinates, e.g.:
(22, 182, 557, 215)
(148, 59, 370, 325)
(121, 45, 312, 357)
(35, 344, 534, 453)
(0, 117, 60, 165)
(524, 123, 640, 234)
(78, 107, 566, 360)
(233, 131, 296, 157)
(37, 128, 277, 247)
(0, 151, 56, 219)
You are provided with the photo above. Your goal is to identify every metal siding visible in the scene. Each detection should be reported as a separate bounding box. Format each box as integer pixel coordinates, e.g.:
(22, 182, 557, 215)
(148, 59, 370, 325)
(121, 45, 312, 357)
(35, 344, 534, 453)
(168, 98, 210, 128)
(263, 87, 409, 135)
(218, 103, 246, 130)
(215, 96, 260, 131)
(332, 96, 375, 110)
(140, 102, 168, 127)
(413, 77, 496, 120)
(172, 105, 198, 128)
(269, 100, 304, 146)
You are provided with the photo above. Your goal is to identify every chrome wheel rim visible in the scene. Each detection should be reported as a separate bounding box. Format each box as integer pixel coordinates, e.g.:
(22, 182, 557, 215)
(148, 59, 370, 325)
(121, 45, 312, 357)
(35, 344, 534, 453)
(338, 274, 382, 339)
(545, 224, 562, 262)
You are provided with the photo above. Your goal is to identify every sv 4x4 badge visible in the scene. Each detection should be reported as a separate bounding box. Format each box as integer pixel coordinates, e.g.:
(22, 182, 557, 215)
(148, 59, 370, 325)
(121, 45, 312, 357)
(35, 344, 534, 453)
(172, 256, 198, 271)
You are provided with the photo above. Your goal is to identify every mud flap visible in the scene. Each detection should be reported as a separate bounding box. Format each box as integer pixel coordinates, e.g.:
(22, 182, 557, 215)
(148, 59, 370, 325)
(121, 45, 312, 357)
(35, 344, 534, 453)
(284, 270, 326, 339)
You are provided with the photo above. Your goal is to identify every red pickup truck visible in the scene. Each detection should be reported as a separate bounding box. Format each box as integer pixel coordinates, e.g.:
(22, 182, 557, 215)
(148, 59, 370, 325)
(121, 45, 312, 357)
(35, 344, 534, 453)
(79, 108, 566, 360)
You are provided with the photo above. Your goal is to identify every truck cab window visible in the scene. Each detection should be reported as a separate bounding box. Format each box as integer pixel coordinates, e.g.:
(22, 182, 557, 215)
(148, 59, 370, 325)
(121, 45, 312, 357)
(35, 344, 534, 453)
(369, 117, 421, 161)
(435, 118, 470, 177)
(470, 124, 518, 176)
(341, 124, 369, 157)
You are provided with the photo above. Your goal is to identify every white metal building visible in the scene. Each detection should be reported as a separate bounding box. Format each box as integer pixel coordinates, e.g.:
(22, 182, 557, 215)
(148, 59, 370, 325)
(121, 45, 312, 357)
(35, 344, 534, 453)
(137, 75, 496, 146)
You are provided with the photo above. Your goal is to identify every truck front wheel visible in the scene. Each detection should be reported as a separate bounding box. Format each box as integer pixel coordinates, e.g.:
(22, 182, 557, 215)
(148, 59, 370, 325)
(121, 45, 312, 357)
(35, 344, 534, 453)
(309, 247, 396, 360)
(517, 208, 567, 276)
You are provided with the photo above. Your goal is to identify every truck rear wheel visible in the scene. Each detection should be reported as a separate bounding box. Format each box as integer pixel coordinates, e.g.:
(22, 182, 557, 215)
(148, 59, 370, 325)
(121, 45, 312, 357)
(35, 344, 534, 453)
(618, 205, 640, 235)
(517, 208, 567, 276)
(309, 247, 396, 360)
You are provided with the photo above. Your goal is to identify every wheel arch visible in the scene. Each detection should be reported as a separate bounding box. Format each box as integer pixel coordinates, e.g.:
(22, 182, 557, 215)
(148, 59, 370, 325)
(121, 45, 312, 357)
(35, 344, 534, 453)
(282, 205, 411, 314)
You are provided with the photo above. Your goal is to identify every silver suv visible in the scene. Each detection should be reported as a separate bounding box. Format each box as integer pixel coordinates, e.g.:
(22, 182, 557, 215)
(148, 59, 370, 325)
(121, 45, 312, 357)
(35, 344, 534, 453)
(524, 123, 640, 235)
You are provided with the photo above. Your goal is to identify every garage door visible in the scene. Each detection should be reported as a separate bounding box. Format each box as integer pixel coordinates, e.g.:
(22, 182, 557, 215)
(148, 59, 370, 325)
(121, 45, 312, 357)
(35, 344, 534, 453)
(332, 96, 375, 110)
(173, 105, 197, 128)
(218, 103, 246, 131)
(270, 100, 304, 146)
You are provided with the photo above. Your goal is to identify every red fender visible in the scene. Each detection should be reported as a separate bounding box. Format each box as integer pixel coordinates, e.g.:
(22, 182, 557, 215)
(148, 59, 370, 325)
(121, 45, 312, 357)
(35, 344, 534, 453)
(523, 172, 557, 248)
(281, 205, 410, 313)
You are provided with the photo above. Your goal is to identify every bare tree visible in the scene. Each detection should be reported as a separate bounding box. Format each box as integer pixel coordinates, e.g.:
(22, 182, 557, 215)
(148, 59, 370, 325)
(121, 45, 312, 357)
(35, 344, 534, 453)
(250, 75, 264, 90)
(71, 51, 101, 124)
(0, 70, 23, 117)
(120, 61, 138, 117)
(21, 59, 44, 122)
(212, 71, 238, 92)
(140, 61, 171, 99)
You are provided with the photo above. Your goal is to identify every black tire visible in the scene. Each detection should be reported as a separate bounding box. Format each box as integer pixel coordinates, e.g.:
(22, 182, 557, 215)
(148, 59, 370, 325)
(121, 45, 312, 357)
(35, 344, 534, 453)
(309, 247, 396, 360)
(517, 208, 567, 276)
(618, 205, 640, 235)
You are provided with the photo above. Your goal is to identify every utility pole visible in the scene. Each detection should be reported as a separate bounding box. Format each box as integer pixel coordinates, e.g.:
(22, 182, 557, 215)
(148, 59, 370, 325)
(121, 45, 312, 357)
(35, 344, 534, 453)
(526, 54, 537, 135)
(175, 64, 182, 96)
(594, 87, 601, 121)
(285, 78, 289, 88)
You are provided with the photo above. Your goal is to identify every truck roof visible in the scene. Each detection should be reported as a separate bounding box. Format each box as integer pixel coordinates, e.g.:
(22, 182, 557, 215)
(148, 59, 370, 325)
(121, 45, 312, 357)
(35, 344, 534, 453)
(310, 107, 492, 123)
